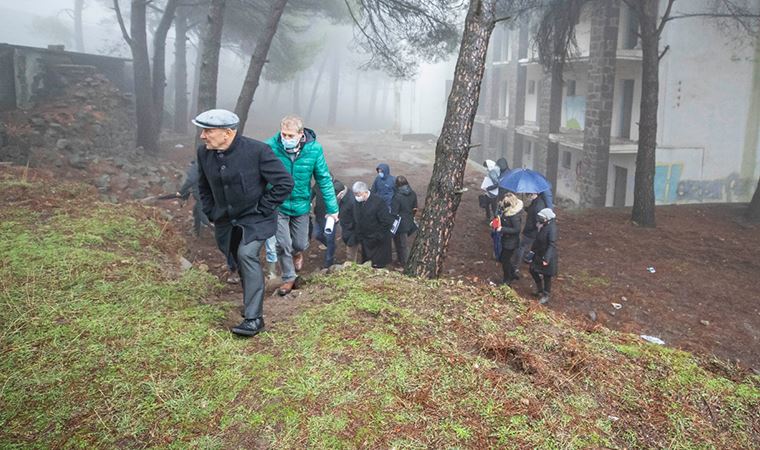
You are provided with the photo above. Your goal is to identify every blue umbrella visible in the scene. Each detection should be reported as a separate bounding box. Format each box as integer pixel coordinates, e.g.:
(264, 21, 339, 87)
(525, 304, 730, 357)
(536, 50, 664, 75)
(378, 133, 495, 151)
(498, 168, 551, 194)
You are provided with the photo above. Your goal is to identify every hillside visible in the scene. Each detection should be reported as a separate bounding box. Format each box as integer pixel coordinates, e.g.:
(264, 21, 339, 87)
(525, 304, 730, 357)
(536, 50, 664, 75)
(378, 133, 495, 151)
(1, 168, 758, 448)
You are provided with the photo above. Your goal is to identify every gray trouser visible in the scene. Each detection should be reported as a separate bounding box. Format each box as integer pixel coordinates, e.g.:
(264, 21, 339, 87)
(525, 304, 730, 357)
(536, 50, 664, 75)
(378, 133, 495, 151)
(393, 232, 409, 265)
(512, 235, 535, 268)
(237, 238, 265, 320)
(275, 212, 310, 282)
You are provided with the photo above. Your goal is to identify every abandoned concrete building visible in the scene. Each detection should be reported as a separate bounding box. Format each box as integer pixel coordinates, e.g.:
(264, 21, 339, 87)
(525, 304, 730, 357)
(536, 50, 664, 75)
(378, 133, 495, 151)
(0, 43, 132, 112)
(469, 1, 760, 207)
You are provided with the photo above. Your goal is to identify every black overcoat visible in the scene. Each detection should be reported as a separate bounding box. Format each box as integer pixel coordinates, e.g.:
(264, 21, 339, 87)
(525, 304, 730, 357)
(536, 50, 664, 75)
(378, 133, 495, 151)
(390, 185, 418, 235)
(530, 219, 558, 276)
(354, 192, 394, 266)
(197, 134, 293, 255)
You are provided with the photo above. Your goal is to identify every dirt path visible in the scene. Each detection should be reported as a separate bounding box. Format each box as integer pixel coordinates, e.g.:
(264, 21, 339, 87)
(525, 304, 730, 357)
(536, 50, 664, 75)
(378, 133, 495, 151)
(162, 130, 760, 371)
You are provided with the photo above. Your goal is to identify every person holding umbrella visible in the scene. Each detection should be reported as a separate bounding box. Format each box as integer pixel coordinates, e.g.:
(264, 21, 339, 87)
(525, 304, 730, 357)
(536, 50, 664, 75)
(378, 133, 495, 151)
(530, 208, 558, 305)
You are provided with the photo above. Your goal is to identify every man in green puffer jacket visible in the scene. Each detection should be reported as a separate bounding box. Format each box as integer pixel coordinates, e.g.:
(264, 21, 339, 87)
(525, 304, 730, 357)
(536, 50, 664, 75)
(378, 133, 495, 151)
(266, 115, 338, 295)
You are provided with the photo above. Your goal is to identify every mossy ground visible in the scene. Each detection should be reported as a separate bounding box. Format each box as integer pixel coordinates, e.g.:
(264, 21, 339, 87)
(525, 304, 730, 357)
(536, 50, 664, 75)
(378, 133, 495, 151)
(1, 173, 758, 448)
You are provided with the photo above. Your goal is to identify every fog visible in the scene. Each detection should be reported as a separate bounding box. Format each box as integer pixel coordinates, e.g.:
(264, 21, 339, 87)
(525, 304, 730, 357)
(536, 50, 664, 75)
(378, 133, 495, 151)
(0, 0, 456, 136)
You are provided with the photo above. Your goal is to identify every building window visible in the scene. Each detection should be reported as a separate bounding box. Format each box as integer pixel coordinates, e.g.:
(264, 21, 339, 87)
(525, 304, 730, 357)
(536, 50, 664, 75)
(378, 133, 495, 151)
(528, 80, 536, 95)
(561, 150, 572, 169)
(566, 79, 576, 97)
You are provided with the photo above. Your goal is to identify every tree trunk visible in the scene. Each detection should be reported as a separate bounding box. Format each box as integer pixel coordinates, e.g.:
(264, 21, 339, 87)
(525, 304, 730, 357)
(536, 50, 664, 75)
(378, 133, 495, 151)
(74, 0, 85, 52)
(174, 5, 189, 134)
(234, 0, 288, 135)
(631, 0, 659, 227)
(292, 76, 300, 113)
(327, 53, 341, 127)
(747, 178, 760, 221)
(190, 39, 203, 122)
(195, 0, 226, 146)
(405, 0, 497, 278)
(368, 74, 379, 123)
(269, 82, 283, 109)
(196, 0, 226, 114)
(545, 62, 564, 190)
(306, 57, 329, 122)
(129, 0, 156, 152)
(149, 0, 178, 148)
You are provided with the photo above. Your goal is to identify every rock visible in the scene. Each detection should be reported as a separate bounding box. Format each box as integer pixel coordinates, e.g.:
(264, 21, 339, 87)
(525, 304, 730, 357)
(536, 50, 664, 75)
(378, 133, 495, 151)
(67, 153, 88, 169)
(130, 188, 147, 199)
(178, 256, 193, 272)
(161, 181, 177, 193)
(94, 174, 111, 191)
(700, 320, 710, 326)
(588, 310, 597, 322)
(110, 173, 130, 191)
(198, 263, 209, 272)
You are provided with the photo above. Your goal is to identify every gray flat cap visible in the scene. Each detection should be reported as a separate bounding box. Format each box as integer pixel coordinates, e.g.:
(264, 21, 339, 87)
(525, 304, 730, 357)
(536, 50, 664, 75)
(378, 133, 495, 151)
(192, 109, 240, 129)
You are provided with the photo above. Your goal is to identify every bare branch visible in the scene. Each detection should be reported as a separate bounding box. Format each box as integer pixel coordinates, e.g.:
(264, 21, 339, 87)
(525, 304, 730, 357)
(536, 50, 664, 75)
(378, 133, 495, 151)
(656, 0, 677, 36)
(112, 0, 133, 47)
(658, 44, 669, 60)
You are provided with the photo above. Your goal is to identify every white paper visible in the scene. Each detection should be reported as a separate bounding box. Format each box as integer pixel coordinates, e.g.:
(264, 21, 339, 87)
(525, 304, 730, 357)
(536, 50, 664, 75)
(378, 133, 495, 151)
(324, 216, 335, 235)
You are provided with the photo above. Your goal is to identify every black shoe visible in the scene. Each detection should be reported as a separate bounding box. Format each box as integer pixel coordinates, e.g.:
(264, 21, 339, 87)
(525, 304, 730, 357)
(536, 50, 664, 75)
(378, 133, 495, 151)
(512, 269, 521, 280)
(539, 293, 550, 305)
(231, 318, 265, 337)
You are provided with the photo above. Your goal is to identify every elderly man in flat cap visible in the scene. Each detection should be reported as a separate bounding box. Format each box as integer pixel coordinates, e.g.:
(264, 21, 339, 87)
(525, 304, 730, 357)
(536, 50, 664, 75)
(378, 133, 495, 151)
(193, 109, 293, 337)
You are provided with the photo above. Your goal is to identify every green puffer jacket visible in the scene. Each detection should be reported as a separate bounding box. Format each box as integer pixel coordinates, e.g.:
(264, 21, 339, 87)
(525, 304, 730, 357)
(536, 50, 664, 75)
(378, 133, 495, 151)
(266, 128, 338, 217)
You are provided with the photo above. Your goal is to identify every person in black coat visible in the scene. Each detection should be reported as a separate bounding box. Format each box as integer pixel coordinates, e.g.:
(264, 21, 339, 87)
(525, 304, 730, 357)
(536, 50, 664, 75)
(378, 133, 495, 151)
(511, 191, 547, 276)
(496, 193, 523, 285)
(390, 175, 418, 266)
(529, 208, 558, 305)
(313, 178, 345, 268)
(352, 181, 394, 268)
(338, 188, 359, 262)
(194, 109, 294, 337)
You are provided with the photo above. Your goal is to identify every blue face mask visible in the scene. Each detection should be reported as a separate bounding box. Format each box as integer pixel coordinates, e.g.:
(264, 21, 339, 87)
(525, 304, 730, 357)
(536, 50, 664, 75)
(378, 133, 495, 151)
(378, 171, 385, 179)
(281, 134, 300, 150)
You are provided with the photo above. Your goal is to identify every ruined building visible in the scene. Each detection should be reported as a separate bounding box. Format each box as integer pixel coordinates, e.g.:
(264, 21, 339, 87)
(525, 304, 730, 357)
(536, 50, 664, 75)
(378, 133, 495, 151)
(470, 0, 760, 207)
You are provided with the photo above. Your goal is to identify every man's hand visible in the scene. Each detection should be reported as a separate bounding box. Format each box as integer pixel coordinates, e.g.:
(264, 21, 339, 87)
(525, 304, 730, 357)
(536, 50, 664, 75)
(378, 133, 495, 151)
(326, 213, 339, 222)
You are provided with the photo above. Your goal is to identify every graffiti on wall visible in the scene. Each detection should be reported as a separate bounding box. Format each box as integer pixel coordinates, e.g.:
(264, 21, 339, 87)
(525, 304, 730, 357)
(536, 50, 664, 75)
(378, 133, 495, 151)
(676, 173, 757, 202)
(656, 163, 757, 203)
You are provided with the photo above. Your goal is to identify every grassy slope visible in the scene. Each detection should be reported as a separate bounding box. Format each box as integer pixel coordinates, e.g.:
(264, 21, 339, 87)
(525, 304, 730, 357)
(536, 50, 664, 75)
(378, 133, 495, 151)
(1, 176, 758, 449)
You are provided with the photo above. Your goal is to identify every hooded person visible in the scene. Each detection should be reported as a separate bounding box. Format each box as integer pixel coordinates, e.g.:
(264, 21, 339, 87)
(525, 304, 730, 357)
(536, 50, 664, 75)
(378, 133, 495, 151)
(371, 163, 396, 211)
(495, 157, 512, 198)
(529, 208, 558, 305)
(496, 192, 523, 285)
(479, 160, 499, 221)
(390, 175, 418, 266)
(194, 109, 294, 337)
(266, 115, 338, 296)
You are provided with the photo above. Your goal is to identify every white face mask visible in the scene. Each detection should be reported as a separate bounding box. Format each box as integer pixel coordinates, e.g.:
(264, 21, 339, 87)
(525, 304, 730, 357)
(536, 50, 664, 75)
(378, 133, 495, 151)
(355, 195, 366, 203)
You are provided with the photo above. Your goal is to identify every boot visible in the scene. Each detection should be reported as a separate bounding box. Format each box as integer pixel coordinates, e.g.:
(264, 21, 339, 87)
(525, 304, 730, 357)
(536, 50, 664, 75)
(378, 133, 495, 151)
(231, 317, 265, 337)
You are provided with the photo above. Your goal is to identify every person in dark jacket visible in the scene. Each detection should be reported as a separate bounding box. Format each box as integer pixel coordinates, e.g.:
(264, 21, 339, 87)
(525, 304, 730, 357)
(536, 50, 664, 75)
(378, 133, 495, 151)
(495, 157, 512, 198)
(497, 193, 523, 285)
(339, 188, 359, 262)
(530, 208, 558, 305)
(352, 181, 394, 268)
(194, 109, 293, 337)
(511, 191, 547, 276)
(371, 163, 396, 211)
(177, 160, 211, 236)
(390, 175, 418, 266)
(313, 178, 346, 268)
